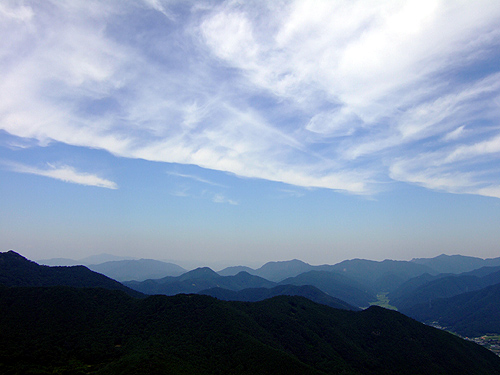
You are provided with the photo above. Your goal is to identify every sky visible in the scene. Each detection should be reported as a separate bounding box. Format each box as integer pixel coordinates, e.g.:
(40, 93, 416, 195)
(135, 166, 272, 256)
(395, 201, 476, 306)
(1, 0, 500, 268)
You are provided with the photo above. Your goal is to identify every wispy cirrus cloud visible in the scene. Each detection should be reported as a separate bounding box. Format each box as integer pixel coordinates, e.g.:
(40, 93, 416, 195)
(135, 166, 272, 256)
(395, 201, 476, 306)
(2, 161, 117, 189)
(166, 171, 227, 188)
(1, 0, 500, 197)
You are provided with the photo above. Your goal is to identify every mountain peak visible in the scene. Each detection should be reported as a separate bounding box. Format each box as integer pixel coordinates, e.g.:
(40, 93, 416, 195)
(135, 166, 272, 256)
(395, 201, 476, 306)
(178, 267, 220, 281)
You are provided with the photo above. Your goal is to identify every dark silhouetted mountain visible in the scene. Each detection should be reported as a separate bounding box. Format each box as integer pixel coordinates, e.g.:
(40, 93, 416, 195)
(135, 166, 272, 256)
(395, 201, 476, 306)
(1, 286, 499, 374)
(125, 268, 275, 295)
(391, 270, 500, 312)
(278, 270, 376, 308)
(0, 250, 143, 298)
(199, 284, 360, 311)
(322, 259, 436, 292)
(411, 254, 500, 274)
(406, 282, 500, 338)
(88, 259, 186, 281)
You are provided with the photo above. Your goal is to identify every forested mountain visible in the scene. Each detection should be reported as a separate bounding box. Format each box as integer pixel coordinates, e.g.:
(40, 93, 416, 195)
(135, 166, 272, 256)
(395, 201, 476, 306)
(124, 268, 275, 295)
(199, 284, 360, 311)
(218, 259, 315, 281)
(391, 270, 500, 312)
(88, 259, 187, 281)
(321, 259, 436, 292)
(219, 258, 438, 292)
(405, 282, 500, 337)
(1, 286, 500, 374)
(411, 254, 500, 274)
(387, 272, 449, 302)
(278, 270, 376, 308)
(0, 251, 143, 298)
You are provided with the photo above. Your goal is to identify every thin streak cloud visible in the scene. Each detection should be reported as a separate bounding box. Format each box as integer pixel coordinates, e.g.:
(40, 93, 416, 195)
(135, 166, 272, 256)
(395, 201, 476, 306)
(3, 161, 118, 190)
(166, 171, 227, 188)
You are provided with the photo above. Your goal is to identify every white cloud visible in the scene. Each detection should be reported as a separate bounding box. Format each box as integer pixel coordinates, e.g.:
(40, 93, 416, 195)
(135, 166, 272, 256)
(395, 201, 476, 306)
(3, 161, 118, 189)
(1, 0, 500, 198)
(212, 193, 238, 206)
(443, 126, 466, 142)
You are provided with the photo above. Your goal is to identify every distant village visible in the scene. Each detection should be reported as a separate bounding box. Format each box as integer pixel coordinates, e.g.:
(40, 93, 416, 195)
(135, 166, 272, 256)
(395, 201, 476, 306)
(429, 322, 500, 356)
(468, 336, 500, 356)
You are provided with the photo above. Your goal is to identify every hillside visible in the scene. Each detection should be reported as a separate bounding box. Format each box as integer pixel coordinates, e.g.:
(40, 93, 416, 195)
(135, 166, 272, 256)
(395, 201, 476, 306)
(391, 270, 500, 312)
(0, 251, 143, 298)
(279, 270, 376, 308)
(199, 284, 360, 311)
(405, 282, 500, 337)
(1, 286, 500, 374)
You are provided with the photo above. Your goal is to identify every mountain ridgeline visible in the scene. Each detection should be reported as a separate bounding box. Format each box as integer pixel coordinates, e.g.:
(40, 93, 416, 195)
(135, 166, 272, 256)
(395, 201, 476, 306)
(0, 250, 143, 298)
(198, 284, 360, 311)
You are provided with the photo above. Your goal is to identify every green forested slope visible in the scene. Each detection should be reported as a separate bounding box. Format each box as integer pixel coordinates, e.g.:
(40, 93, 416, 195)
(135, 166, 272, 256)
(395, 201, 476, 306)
(1, 286, 500, 375)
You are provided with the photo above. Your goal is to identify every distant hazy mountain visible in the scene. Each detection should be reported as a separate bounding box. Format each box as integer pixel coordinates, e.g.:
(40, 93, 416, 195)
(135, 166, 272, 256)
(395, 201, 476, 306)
(124, 268, 275, 295)
(2, 287, 499, 374)
(391, 269, 500, 312)
(37, 257, 83, 266)
(318, 259, 435, 292)
(463, 265, 500, 278)
(389, 266, 500, 304)
(38, 253, 137, 266)
(217, 265, 255, 276)
(88, 259, 186, 281)
(388, 272, 450, 302)
(411, 254, 500, 274)
(220, 258, 444, 293)
(0, 250, 143, 298)
(217, 259, 315, 281)
(406, 282, 500, 337)
(199, 284, 360, 311)
(251, 259, 315, 282)
(278, 270, 376, 308)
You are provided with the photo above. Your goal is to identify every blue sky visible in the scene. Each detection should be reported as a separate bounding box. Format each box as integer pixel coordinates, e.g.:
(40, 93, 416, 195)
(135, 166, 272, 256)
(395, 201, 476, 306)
(1, 0, 500, 268)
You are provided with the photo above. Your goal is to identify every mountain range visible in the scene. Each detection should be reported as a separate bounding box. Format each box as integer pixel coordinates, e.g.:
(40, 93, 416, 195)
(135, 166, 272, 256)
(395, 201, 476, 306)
(87, 259, 187, 281)
(390, 266, 500, 312)
(124, 268, 276, 295)
(5, 250, 500, 351)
